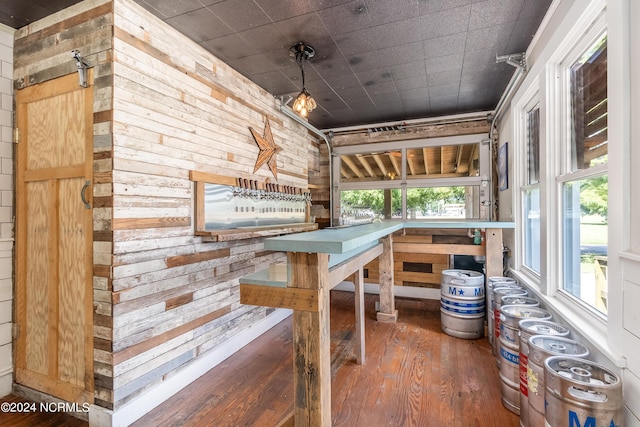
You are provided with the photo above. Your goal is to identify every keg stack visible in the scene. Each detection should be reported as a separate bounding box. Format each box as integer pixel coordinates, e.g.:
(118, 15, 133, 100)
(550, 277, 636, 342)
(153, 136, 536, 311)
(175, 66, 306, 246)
(487, 277, 518, 348)
(518, 320, 570, 427)
(498, 305, 551, 414)
(479, 280, 625, 427)
(493, 286, 528, 360)
(439, 269, 485, 339)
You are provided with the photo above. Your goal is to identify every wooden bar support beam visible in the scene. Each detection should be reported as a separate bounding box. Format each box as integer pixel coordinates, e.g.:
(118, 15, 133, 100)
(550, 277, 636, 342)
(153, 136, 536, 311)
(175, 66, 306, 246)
(485, 228, 503, 279)
(354, 268, 365, 365)
(239, 283, 322, 312)
(377, 234, 398, 323)
(289, 252, 331, 427)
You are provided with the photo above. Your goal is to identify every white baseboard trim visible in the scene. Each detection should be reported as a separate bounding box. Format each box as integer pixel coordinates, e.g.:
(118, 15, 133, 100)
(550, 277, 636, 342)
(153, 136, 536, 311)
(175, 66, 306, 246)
(89, 308, 292, 427)
(333, 281, 441, 300)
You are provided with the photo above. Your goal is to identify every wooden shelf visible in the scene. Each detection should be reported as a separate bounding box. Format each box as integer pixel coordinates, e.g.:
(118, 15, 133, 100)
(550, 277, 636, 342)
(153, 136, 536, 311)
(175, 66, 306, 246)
(196, 222, 318, 242)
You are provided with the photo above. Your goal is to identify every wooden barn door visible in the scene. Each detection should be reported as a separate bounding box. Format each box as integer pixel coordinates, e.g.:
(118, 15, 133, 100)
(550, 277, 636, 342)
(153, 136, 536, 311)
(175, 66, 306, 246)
(15, 72, 94, 404)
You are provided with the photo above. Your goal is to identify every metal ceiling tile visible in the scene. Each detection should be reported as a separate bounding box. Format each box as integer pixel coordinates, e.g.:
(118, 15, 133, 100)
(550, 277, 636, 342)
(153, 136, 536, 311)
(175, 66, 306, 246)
(399, 87, 430, 101)
(316, 1, 372, 36)
(425, 53, 465, 75)
(200, 33, 262, 61)
(251, 70, 297, 95)
(274, 12, 333, 43)
(208, 0, 272, 33)
(429, 94, 459, 111)
(420, 5, 471, 40)
(254, 0, 316, 21)
(366, 0, 418, 27)
(429, 83, 460, 98)
(227, 53, 278, 77)
(364, 80, 398, 96)
(394, 76, 428, 92)
(423, 32, 467, 59)
(427, 69, 462, 87)
(136, 0, 204, 19)
(165, 8, 234, 42)
(236, 23, 291, 52)
(418, 0, 472, 15)
(388, 61, 427, 81)
(465, 23, 515, 54)
(468, 0, 524, 30)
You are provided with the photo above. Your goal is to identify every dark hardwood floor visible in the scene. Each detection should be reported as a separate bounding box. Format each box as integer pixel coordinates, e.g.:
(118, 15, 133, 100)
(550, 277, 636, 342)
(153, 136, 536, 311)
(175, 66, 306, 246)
(1, 291, 518, 426)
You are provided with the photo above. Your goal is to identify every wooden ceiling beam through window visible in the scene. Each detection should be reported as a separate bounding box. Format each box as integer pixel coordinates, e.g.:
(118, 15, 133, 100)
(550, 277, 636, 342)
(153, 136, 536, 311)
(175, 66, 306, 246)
(372, 154, 388, 177)
(356, 155, 376, 177)
(342, 155, 365, 178)
(422, 147, 429, 175)
(389, 153, 401, 177)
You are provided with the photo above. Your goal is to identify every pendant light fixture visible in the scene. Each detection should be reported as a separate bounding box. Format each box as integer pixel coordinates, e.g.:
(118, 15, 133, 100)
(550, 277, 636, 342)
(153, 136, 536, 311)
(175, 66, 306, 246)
(290, 42, 317, 118)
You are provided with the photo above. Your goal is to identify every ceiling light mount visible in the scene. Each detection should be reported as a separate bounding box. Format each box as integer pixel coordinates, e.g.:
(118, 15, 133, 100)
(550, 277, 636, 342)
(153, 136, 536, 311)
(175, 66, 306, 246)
(290, 42, 317, 118)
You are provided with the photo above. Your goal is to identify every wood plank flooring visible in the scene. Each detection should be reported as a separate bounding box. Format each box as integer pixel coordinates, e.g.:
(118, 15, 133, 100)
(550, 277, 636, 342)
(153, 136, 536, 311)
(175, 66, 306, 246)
(1, 291, 518, 426)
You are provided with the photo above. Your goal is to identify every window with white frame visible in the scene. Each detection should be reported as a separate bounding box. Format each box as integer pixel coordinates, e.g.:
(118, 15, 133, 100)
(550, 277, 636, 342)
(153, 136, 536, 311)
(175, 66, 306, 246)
(523, 103, 541, 273)
(334, 134, 491, 223)
(559, 30, 608, 315)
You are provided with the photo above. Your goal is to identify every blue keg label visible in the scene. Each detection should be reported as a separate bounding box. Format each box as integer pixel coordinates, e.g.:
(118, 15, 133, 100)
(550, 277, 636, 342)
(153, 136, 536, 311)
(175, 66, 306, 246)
(446, 286, 484, 297)
(568, 410, 619, 427)
(500, 346, 519, 364)
(440, 297, 484, 308)
(440, 303, 485, 315)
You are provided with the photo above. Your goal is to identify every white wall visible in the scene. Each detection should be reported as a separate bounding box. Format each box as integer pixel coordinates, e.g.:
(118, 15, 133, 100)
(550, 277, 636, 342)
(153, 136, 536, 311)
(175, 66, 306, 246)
(498, 0, 639, 424)
(0, 23, 14, 397)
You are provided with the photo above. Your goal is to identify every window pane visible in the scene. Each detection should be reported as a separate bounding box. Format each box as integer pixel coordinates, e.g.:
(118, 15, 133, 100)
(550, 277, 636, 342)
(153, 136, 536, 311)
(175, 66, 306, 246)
(407, 144, 479, 179)
(524, 187, 540, 272)
(562, 175, 608, 314)
(526, 106, 540, 184)
(570, 33, 607, 171)
(340, 151, 401, 182)
(340, 189, 401, 224)
(406, 186, 479, 219)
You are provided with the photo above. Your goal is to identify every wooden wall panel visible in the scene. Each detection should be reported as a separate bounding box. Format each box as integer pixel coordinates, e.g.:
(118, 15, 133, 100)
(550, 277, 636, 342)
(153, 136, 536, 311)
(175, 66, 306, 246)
(107, 0, 316, 410)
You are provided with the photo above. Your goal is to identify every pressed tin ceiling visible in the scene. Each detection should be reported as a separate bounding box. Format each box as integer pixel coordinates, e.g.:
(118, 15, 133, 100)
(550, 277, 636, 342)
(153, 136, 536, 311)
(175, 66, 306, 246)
(1, 0, 553, 130)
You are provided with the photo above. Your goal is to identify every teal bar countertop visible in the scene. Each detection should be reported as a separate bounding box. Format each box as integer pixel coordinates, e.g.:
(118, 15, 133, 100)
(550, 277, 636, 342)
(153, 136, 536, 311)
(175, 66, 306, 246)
(262, 220, 515, 255)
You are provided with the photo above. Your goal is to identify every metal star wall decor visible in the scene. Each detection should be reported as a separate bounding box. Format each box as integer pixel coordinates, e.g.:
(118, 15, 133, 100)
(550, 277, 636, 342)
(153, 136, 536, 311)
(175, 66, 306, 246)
(249, 118, 282, 178)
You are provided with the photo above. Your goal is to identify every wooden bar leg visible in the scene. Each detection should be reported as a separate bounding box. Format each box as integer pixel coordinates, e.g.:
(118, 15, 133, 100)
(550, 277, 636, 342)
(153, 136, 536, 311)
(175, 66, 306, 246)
(485, 228, 503, 279)
(376, 234, 398, 323)
(354, 267, 365, 365)
(288, 252, 331, 427)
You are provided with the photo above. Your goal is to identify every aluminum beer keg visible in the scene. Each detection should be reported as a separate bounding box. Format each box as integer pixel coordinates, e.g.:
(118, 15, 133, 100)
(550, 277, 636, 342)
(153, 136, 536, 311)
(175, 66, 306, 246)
(527, 336, 590, 427)
(544, 356, 623, 427)
(487, 277, 518, 346)
(440, 270, 485, 339)
(498, 305, 551, 415)
(518, 320, 570, 427)
(493, 287, 527, 360)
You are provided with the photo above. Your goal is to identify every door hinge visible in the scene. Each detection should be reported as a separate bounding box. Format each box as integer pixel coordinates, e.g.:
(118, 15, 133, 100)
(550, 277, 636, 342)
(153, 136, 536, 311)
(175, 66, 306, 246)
(12, 323, 19, 339)
(13, 128, 19, 143)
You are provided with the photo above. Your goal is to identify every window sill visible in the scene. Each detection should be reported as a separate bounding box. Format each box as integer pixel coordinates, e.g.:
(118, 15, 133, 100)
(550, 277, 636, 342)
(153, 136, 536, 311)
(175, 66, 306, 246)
(510, 269, 627, 369)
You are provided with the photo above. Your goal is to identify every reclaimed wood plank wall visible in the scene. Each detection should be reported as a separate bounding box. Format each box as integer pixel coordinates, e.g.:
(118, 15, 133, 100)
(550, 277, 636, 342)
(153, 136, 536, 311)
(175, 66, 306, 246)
(14, 0, 318, 411)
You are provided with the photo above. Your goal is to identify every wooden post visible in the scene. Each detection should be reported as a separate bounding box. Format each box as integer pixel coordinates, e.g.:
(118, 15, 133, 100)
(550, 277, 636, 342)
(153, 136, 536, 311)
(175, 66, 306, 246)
(485, 228, 503, 279)
(288, 252, 331, 427)
(353, 268, 365, 364)
(376, 234, 398, 323)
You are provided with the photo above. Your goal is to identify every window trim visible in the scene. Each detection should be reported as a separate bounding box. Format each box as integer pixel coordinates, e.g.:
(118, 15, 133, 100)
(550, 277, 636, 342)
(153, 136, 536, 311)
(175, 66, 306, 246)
(512, 1, 609, 338)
